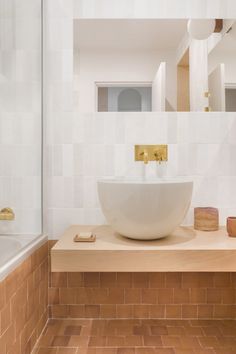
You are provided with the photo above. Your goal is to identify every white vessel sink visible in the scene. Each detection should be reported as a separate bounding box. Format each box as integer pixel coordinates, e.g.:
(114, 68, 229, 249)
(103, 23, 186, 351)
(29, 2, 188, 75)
(97, 178, 193, 240)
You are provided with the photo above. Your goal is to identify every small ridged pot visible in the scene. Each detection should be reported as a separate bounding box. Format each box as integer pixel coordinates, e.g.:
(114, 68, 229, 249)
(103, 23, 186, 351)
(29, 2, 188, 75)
(227, 217, 236, 237)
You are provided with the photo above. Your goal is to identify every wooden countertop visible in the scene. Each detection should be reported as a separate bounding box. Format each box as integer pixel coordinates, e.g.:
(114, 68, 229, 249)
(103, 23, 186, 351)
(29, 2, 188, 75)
(51, 225, 236, 272)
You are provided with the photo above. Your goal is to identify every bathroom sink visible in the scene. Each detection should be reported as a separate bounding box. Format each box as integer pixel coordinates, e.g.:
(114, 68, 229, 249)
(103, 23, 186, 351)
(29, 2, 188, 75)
(97, 178, 193, 240)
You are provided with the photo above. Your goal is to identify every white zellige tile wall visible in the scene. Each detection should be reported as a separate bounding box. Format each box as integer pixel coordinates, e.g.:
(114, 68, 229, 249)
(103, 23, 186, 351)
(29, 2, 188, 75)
(0, 0, 42, 234)
(44, 0, 236, 238)
(45, 112, 236, 238)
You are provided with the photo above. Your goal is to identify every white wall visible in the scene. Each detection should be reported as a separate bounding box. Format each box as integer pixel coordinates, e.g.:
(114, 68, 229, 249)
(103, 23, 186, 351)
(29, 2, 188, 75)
(152, 62, 166, 111)
(189, 39, 209, 111)
(74, 49, 177, 112)
(44, 0, 236, 238)
(0, 0, 42, 235)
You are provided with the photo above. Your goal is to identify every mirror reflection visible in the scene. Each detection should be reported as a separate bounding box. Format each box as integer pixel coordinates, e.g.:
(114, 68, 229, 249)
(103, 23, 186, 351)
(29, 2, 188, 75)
(208, 21, 236, 112)
(73, 19, 235, 112)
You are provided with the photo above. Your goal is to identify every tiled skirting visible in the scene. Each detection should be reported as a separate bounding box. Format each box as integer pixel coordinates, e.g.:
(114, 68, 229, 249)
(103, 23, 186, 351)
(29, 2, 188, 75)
(0, 242, 48, 354)
(49, 272, 236, 320)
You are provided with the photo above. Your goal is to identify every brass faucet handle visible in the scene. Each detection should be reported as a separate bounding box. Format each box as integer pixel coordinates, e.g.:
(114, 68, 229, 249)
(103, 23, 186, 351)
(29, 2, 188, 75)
(140, 151, 149, 164)
(154, 151, 162, 164)
(0, 207, 15, 221)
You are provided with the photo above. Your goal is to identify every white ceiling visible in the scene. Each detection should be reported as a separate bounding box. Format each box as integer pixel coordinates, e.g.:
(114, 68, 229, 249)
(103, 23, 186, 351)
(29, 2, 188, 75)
(74, 19, 188, 50)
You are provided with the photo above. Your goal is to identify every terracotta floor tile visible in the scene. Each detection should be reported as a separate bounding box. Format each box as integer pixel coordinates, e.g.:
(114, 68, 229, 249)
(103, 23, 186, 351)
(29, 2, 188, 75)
(133, 325, 150, 336)
(161, 335, 182, 347)
(143, 335, 162, 346)
(198, 336, 221, 348)
(184, 325, 203, 336)
(37, 349, 57, 354)
(124, 335, 143, 346)
(64, 325, 82, 335)
(135, 349, 157, 354)
(117, 348, 135, 354)
(51, 335, 71, 347)
(151, 349, 174, 354)
(57, 349, 77, 354)
(150, 325, 168, 335)
(202, 326, 222, 336)
(214, 350, 236, 354)
(106, 336, 125, 347)
(193, 350, 215, 354)
(88, 336, 107, 347)
(33, 319, 236, 354)
(166, 326, 186, 335)
(179, 335, 201, 349)
(86, 349, 117, 354)
(174, 349, 195, 354)
(68, 336, 89, 347)
(37, 335, 54, 347)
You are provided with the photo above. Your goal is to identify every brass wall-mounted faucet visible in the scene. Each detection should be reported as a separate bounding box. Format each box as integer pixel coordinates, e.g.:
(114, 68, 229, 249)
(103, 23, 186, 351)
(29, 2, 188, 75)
(135, 145, 168, 164)
(0, 207, 15, 221)
(140, 151, 149, 164)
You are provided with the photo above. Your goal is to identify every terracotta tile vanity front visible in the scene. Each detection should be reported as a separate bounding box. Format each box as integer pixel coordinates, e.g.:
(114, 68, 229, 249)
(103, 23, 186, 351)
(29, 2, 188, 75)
(48, 271, 236, 321)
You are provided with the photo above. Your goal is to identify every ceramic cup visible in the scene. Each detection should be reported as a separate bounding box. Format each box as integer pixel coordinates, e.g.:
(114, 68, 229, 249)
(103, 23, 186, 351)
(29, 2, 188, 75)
(226, 216, 236, 237)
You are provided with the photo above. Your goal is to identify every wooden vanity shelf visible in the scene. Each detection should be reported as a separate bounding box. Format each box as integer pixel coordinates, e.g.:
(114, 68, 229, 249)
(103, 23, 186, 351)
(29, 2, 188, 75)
(51, 225, 236, 272)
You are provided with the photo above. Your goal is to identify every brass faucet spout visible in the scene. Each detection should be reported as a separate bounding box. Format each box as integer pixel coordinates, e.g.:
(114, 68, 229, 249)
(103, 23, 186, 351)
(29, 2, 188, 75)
(142, 151, 149, 164)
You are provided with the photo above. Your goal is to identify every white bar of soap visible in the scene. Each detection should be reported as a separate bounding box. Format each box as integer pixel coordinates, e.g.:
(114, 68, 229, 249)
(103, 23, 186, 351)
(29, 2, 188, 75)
(78, 232, 93, 239)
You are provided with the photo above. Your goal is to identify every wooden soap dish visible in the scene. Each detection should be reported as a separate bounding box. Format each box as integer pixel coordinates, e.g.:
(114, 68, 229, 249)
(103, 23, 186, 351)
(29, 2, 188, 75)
(74, 233, 96, 242)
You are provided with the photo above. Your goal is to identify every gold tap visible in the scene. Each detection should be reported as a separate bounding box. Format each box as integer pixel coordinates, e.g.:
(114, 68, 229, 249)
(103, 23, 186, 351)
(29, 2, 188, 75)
(0, 207, 15, 221)
(140, 151, 149, 164)
(154, 151, 162, 164)
(135, 145, 168, 164)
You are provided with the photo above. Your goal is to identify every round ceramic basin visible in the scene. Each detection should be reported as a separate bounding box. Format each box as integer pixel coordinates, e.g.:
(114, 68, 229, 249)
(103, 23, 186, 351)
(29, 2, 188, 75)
(97, 178, 193, 240)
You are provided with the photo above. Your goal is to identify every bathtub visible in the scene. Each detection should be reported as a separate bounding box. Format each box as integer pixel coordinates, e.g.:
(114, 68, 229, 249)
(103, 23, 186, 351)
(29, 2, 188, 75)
(0, 234, 47, 281)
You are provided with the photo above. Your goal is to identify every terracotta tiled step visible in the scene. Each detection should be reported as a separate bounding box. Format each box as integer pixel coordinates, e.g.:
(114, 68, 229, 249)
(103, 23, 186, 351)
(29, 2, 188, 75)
(32, 319, 236, 354)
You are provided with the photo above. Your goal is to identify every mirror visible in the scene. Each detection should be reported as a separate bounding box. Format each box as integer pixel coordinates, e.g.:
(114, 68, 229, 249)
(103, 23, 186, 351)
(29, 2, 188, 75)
(73, 19, 235, 113)
(208, 20, 236, 112)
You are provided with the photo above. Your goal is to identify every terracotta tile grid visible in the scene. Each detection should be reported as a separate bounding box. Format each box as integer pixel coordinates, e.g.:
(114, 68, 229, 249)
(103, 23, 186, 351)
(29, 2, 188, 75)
(48, 272, 236, 320)
(49, 304, 236, 321)
(49, 272, 236, 290)
(32, 318, 236, 354)
(0, 241, 49, 354)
